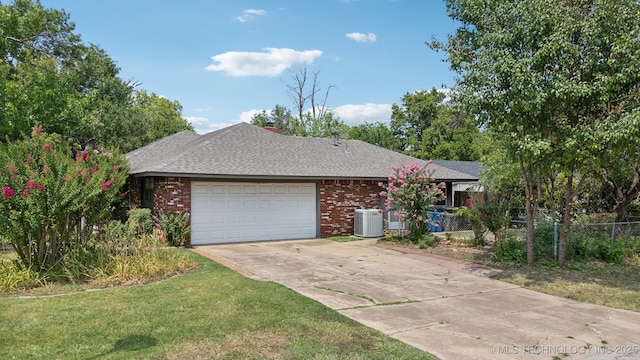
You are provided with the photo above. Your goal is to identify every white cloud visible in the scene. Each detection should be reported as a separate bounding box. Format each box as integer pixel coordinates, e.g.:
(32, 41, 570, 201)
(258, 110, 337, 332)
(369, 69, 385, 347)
(236, 9, 266, 23)
(345, 32, 377, 43)
(237, 109, 262, 123)
(185, 116, 216, 134)
(332, 103, 391, 126)
(184, 116, 208, 127)
(185, 110, 261, 134)
(205, 48, 323, 77)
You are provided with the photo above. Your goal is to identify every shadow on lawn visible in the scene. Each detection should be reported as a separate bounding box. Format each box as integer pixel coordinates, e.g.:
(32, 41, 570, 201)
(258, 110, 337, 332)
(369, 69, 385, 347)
(86, 334, 158, 359)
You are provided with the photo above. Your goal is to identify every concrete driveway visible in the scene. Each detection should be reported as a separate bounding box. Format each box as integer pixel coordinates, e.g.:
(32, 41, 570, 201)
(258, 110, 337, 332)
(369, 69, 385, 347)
(193, 239, 640, 360)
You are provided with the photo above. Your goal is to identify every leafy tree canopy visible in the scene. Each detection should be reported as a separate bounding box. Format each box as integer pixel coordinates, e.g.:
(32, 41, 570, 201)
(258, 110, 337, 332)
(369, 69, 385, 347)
(0, 0, 192, 151)
(389, 88, 483, 160)
(433, 0, 640, 265)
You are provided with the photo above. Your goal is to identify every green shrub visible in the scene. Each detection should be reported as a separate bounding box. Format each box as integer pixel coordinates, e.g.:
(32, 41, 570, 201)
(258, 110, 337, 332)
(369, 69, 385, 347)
(102, 220, 128, 242)
(455, 207, 486, 246)
(491, 235, 526, 265)
(0, 127, 128, 271)
(565, 233, 590, 262)
(615, 236, 640, 259)
(534, 224, 555, 261)
(0, 263, 46, 293)
(418, 234, 437, 249)
(597, 241, 625, 264)
(379, 162, 446, 243)
(126, 208, 153, 236)
(154, 212, 190, 247)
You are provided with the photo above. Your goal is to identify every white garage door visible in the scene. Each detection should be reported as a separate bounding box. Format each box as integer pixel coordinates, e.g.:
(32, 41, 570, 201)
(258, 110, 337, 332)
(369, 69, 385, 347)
(190, 182, 317, 245)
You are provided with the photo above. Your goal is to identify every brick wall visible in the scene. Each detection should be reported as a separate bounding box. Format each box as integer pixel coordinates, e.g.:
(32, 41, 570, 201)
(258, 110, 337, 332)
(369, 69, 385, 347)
(129, 178, 142, 208)
(128, 176, 381, 242)
(153, 177, 191, 215)
(319, 179, 381, 237)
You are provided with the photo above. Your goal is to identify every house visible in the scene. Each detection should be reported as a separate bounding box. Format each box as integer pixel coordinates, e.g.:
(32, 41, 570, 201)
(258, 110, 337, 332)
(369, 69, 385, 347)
(125, 123, 478, 246)
(432, 160, 485, 207)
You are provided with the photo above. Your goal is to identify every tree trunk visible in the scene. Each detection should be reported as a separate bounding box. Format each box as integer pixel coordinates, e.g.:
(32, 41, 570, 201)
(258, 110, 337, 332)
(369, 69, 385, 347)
(558, 173, 575, 267)
(519, 156, 536, 266)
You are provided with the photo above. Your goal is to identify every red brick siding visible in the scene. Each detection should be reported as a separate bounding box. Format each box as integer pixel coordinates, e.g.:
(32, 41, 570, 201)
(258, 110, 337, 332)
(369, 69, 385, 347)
(153, 177, 192, 246)
(129, 178, 142, 208)
(128, 177, 382, 243)
(319, 180, 381, 237)
(153, 177, 191, 215)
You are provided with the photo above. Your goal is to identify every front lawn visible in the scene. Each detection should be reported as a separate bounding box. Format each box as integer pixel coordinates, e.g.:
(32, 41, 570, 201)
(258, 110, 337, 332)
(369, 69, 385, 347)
(0, 250, 434, 359)
(493, 262, 640, 312)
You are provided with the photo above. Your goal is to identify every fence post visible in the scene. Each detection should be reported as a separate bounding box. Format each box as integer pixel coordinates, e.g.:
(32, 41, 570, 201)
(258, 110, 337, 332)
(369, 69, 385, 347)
(611, 222, 616, 245)
(553, 222, 558, 260)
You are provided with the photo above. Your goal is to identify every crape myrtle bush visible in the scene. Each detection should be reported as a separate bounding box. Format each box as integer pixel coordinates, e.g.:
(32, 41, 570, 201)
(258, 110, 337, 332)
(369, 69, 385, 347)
(0, 126, 128, 271)
(379, 161, 446, 242)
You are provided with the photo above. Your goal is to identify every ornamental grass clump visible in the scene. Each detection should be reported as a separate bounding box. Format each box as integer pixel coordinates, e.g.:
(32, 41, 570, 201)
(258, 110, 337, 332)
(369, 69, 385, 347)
(379, 161, 446, 243)
(0, 126, 128, 271)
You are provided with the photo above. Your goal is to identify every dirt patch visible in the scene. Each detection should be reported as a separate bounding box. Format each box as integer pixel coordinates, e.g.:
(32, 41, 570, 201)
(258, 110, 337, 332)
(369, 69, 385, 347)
(377, 232, 494, 265)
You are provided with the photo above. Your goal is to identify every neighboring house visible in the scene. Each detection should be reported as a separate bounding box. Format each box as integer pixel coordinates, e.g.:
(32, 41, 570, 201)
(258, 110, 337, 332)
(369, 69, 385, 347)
(433, 160, 485, 207)
(125, 123, 478, 246)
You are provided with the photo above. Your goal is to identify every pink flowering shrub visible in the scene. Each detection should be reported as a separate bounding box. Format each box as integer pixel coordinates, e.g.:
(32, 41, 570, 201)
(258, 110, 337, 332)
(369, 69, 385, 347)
(0, 127, 128, 270)
(379, 161, 446, 240)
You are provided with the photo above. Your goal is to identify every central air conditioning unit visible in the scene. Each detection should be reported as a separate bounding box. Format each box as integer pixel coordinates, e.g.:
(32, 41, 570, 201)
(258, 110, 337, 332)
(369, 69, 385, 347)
(354, 209, 383, 237)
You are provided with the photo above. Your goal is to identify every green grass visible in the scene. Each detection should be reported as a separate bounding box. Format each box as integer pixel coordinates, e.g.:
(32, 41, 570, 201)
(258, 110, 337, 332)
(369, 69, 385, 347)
(379, 232, 640, 313)
(493, 262, 640, 312)
(0, 250, 434, 359)
(327, 236, 368, 243)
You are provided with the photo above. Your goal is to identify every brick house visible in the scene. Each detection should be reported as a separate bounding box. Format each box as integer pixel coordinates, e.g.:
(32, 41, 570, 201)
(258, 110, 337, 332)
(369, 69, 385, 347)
(125, 123, 477, 246)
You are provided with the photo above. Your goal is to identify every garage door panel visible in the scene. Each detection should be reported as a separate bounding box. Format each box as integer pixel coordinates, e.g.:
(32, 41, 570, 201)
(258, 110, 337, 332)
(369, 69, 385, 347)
(227, 199, 242, 210)
(192, 184, 210, 195)
(243, 199, 258, 210)
(191, 182, 317, 245)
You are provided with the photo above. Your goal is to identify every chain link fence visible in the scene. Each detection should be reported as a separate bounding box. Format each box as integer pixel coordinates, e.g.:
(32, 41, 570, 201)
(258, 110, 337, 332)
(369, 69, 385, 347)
(508, 220, 640, 261)
(428, 211, 474, 232)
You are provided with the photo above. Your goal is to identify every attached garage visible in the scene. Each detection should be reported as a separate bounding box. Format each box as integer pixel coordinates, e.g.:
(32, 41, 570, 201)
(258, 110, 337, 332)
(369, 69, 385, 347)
(190, 182, 317, 245)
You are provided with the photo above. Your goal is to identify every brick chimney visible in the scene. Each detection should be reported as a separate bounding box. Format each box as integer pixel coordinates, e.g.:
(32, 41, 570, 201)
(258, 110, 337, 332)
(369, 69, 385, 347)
(264, 126, 280, 134)
(264, 121, 280, 134)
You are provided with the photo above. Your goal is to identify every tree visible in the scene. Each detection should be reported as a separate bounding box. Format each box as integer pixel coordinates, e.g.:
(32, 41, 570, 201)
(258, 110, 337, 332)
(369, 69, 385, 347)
(433, 0, 640, 266)
(250, 104, 302, 136)
(348, 122, 400, 150)
(0, 0, 83, 141)
(253, 66, 346, 139)
(251, 104, 347, 138)
(390, 88, 483, 160)
(299, 112, 348, 138)
(286, 65, 334, 123)
(595, 110, 640, 223)
(379, 162, 447, 242)
(0, 127, 128, 270)
(0, 1, 192, 152)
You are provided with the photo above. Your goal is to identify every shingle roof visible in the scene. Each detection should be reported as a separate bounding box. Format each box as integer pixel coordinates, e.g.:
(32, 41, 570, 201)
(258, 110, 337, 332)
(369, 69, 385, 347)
(432, 160, 485, 179)
(125, 123, 478, 181)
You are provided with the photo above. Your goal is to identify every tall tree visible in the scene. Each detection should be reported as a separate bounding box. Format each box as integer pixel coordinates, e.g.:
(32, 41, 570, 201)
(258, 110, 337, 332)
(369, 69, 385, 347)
(250, 104, 302, 136)
(286, 65, 334, 123)
(390, 88, 482, 160)
(348, 121, 400, 150)
(434, 0, 640, 266)
(0, 0, 83, 141)
(0, 0, 192, 152)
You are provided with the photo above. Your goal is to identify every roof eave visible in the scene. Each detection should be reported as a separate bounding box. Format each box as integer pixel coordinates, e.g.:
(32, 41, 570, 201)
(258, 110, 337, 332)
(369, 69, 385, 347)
(128, 172, 477, 182)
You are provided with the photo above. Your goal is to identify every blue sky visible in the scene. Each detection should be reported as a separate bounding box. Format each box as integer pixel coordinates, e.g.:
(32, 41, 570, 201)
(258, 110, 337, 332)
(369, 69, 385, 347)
(39, 0, 459, 134)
